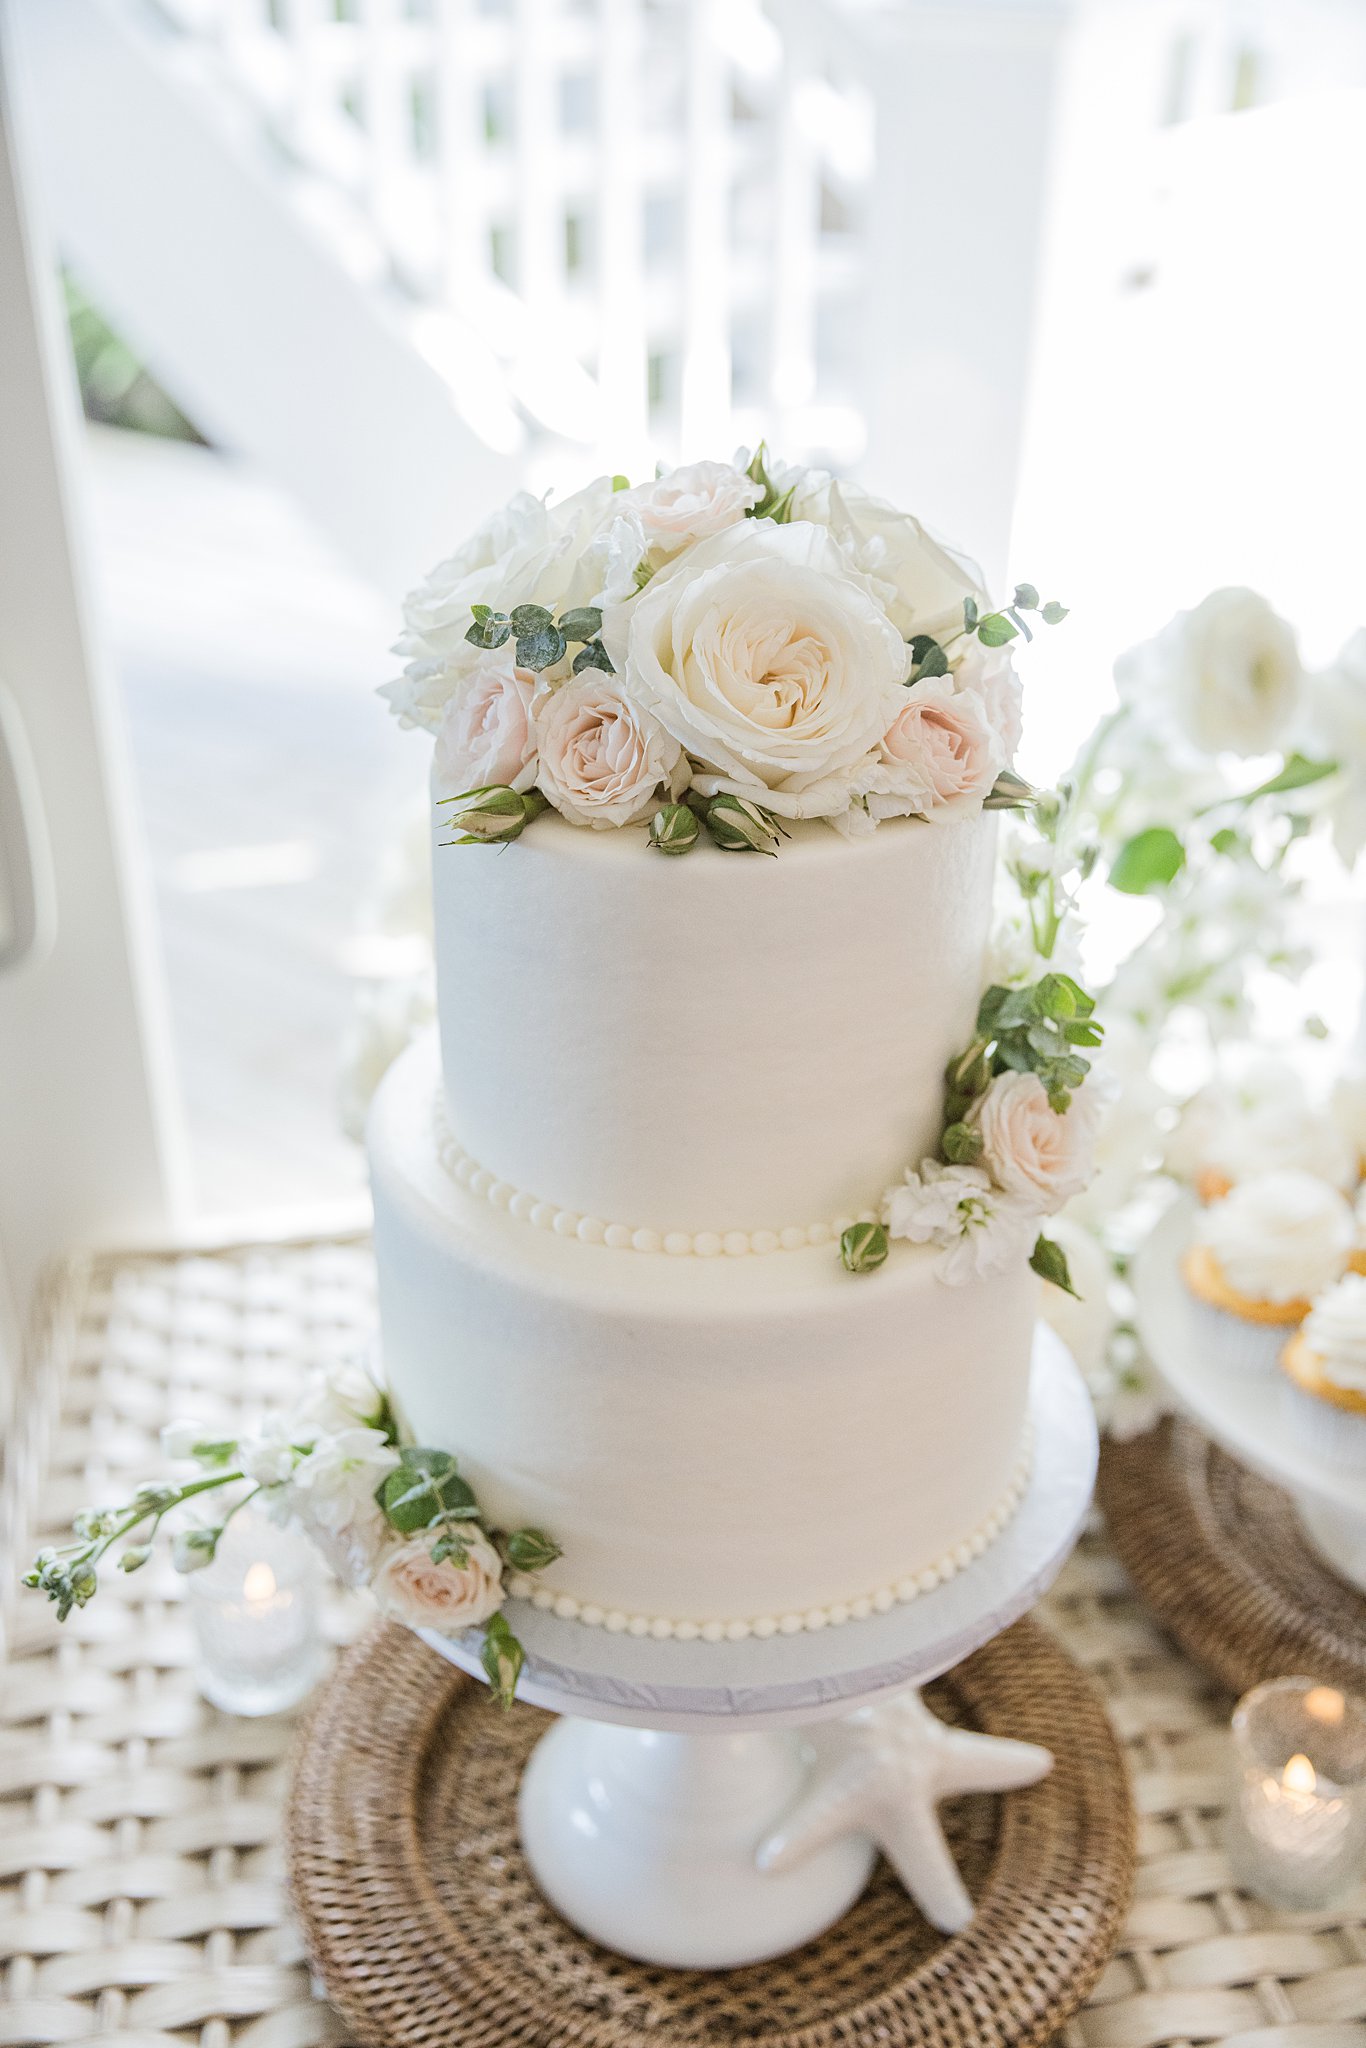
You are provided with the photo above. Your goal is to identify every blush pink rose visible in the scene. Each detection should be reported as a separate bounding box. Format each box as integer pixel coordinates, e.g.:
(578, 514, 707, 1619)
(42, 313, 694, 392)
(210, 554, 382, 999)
(433, 654, 538, 797)
(952, 639, 1023, 763)
(371, 1525, 505, 1632)
(536, 678, 683, 829)
(971, 1070, 1102, 1211)
(869, 676, 1003, 821)
(624, 460, 762, 553)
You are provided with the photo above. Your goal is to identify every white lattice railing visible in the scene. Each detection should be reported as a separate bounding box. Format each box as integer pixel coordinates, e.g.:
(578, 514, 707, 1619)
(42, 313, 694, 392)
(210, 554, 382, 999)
(145, 0, 878, 476)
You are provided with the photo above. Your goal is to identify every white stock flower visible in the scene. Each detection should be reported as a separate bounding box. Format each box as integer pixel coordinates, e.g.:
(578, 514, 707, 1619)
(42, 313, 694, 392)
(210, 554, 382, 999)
(291, 1427, 401, 1537)
(860, 677, 1003, 823)
(160, 1420, 210, 1462)
(1303, 628, 1366, 864)
(382, 478, 619, 732)
(1115, 587, 1301, 757)
(432, 652, 539, 797)
(372, 1525, 506, 1633)
(972, 1070, 1105, 1211)
(295, 1359, 389, 1437)
(789, 476, 988, 647)
(238, 1431, 298, 1489)
(619, 460, 762, 555)
(883, 1158, 1038, 1283)
(603, 518, 905, 818)
(535, 677, 684, 828)
(1035, 1213, 1116, 1380)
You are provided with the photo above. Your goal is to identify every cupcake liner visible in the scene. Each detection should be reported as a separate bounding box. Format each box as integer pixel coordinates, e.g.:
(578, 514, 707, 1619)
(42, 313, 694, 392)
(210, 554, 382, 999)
(1184, 1289, 1297, 1377)
(1279, 1378, 1366, 1470)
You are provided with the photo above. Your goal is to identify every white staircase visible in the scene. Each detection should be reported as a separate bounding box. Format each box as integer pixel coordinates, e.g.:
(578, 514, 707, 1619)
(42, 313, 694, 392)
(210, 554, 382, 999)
(5, 0, 1073, 597)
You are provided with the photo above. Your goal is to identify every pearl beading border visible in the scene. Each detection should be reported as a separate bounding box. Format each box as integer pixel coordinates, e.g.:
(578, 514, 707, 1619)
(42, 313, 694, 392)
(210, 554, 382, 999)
(433, 1093, 878, 1258)
(503, 1426, 1034, 1641)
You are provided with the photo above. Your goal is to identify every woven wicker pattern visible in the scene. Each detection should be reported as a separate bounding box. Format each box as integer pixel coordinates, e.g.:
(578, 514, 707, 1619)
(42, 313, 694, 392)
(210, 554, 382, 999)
(2, 1244, 1365, 2048)
(288, 1615, 1132, 2048)
(1098, 1417, 1366, 1697)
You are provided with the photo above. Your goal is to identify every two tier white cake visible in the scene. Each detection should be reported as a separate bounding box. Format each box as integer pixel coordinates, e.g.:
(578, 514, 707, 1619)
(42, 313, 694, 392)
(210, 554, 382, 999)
(368, 452, 1101, 1653)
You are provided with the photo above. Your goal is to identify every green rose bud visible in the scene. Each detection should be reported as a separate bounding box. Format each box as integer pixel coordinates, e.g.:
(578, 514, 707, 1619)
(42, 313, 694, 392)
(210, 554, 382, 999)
(171, 1527, 218, 1574)
(647, 803, 699, 856)
(703, 793, 783, 855)
(941, 1121, 984, 1165)
(840, 1221, 889, 1275)
(439, 786, 535, 845)
(481, 1611, 526, 1710)
(119, 1544, 153, 1573)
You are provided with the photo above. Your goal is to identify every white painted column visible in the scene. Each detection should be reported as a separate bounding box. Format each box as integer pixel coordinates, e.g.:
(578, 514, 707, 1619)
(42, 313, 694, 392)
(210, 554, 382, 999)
(852, 0, 1071, 594)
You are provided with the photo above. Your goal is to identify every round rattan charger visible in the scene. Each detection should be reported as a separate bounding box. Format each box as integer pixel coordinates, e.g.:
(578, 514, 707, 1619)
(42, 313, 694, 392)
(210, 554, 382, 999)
(286, 1614, 1134, 2048)
(1098, 1415, 1366, 1696)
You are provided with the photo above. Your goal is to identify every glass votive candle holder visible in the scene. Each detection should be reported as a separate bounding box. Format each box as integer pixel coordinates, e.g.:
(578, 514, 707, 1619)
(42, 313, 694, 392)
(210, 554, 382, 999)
(1226, 1676, 1366, 1909)
(188, 1506, 327, 1716)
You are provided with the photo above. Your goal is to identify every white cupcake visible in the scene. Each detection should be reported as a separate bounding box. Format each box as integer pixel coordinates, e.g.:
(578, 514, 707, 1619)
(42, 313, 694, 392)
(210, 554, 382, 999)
(1281, 1274, 1366, 1468)
(1181, 1171, 1355, 1373)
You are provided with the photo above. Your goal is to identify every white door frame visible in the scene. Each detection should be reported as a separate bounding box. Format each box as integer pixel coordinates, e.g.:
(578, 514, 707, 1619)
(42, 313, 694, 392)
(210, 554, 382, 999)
(0, 2, 190, 1348)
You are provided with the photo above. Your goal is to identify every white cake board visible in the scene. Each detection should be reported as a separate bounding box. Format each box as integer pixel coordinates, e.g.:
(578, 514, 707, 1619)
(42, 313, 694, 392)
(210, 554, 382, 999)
(1132, 1196, 1366, 1589)
(417, 1329, 1098, 1968)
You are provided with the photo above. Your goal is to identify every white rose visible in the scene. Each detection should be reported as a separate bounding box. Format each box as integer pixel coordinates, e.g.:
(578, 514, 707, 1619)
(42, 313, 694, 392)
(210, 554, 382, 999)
(620, 460, 762, 555)
(861, 677, 1003, 823)
(952, 638, 1023, 763)
(536, 677, 684, 829)
(603, 519, 906, 816)
(789, 476, 988, 646)
(1115, 587, 1301, 757)
(382, 477, 619, 732)
(432, 653, 538, 797)
(371, 1525, 506, 1633)
(972, 1070, 1103, 1210)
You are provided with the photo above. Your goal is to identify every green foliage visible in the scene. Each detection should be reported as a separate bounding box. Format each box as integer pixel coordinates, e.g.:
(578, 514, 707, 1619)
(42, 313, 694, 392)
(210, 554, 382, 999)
(983, 769, 1035, 812)
(906, 634, 950, 682)
(378, 1448, 480, 1534)
(971, 583, 1068, 648)
(465, 605, 512, 651)
(1239, 753, 1336, 801)
(503, 1528, 563, 1572)
(974, 972, 1102, 1113)
(481, 1611, 526, 1709)
(976, 612, 1018, 648)
(466, 601, 613, 674)
(571, 640, 615, 675)
(744, 443, 797, 524)
(840, 1221, 889, 1274)
(558, 607, 603, 642)
(1109, 826, 1186, 895)
(1029, 1233, 1078, 1297)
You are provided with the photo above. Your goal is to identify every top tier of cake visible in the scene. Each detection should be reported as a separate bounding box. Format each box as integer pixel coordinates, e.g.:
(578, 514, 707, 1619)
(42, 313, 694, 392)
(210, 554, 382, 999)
(432, 805, 997, 1239)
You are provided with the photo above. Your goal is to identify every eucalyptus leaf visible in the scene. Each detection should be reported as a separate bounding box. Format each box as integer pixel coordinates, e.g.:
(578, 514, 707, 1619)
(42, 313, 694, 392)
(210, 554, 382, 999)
(515, 623, 568, 672)
(1041, 601, 1069, 626)
(1030, 1233, 1079, 1298)
(379, 1447, 478, 1534)
(509, 603, 553, 635)
(558, 606, 603, 641)
(1013, 582, 1040, 611)
(464, 613, 511, 651)
(571, 639, 615, 675)
(976, 612, 1018, 648)
(963, 596, 979, 632)
(1109, 826, 1186, 895)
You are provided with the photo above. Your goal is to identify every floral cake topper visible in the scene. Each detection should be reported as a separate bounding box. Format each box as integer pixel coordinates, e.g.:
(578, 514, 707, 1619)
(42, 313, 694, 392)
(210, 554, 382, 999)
(382, 447, 1062, 850)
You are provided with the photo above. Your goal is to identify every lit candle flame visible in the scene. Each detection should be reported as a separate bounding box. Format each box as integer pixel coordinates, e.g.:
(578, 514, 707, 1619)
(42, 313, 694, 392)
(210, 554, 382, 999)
(1305, 1687, 1346, 1727)
(1283, 1753, 1317, 1797)
(243, 1562, 277, 1605)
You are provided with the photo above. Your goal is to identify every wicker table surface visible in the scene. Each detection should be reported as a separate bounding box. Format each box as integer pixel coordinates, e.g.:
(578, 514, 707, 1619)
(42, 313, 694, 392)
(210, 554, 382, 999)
(5, 1242, 1366, 2048)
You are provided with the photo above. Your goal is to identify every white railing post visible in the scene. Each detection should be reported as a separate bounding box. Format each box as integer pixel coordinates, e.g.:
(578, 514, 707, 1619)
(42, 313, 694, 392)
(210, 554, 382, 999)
(679, 0, 732, 458)
(850, 0, 1071, 592)
(595, 0, 648, 474)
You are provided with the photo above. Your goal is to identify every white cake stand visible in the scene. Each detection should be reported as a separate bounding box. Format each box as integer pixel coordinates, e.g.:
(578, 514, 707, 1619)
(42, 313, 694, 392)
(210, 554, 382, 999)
(1132, 1196, 1366, 1592)
(420, 1327, 1097, 1969)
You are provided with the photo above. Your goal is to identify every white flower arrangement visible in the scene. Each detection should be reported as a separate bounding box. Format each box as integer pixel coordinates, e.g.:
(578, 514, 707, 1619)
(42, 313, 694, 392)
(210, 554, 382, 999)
(382, 448, 1063, 851)
(24, 1361, 561, 1707)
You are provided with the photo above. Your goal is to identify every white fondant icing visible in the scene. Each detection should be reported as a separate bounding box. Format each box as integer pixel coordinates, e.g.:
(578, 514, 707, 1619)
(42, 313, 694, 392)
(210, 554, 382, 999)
(369, 1037, 1036, 1628)
(434, 1095, 878, 1259)
(431, 805, 998, 1236)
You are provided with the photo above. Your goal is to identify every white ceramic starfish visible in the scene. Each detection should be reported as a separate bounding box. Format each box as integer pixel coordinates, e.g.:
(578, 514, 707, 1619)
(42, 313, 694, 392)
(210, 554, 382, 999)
(756, 1687, 1052, 1932)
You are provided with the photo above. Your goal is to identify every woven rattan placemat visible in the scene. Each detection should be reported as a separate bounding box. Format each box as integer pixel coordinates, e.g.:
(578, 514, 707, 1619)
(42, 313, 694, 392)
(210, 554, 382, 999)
(286, 1614, 1132, 2048)
(1098, 1417, 1366, 1697)
(6, 1243, 1366, 2047)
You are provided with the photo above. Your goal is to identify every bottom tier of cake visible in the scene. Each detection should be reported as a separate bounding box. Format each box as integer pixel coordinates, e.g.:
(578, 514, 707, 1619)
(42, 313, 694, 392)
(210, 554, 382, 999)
(368, 1038, 1037, 1631)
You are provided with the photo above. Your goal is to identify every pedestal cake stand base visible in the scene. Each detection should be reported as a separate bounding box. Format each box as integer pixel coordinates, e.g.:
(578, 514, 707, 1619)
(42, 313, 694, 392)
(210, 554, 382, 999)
(419, 1329, 1093, 1966)
(286, 1615, 1134, 2048)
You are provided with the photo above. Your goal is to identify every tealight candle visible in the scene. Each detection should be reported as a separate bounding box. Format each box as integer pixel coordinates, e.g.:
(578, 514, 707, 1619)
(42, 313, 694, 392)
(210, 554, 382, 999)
(188, 1507, 327, 1716)
(1227, 1677, 1366, 1908)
